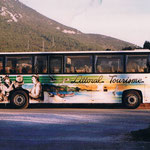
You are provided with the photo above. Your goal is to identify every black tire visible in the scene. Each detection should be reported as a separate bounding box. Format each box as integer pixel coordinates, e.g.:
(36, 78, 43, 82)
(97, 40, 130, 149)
(10, 90, 29, 109)
(123, 91, 141, 109)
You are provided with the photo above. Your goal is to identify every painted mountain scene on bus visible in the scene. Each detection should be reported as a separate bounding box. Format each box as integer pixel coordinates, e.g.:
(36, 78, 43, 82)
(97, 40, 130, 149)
(0, 0, 138, 52)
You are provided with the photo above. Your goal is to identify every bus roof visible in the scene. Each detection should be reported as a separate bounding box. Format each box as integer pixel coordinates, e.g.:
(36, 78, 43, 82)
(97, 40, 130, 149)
(0, 49, 150, 55)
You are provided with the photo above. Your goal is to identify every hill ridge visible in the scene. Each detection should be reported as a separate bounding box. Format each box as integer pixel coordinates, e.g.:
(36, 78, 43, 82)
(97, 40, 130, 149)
(0, 0, 138, 52)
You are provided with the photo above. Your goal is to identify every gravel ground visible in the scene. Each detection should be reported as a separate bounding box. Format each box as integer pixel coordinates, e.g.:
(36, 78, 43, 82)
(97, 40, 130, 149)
(0, 106, 150, 150)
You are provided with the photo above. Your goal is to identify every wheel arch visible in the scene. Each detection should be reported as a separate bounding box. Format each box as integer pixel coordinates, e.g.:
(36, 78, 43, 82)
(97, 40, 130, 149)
(122, 89, 143, 103)
(9, 88, 29, 99)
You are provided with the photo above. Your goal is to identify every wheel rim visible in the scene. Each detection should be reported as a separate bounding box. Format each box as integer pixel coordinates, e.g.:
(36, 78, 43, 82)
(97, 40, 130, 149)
(128, 95, 138, 105)
(13, 94, 26, 106)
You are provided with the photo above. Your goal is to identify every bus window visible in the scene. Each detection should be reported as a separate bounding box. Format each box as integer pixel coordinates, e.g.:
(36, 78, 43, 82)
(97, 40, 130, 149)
(49, 57, 62, 74)
(65, 55, 92, 73)
(0, 57, 4, 73)
(95, 55, 123, 73)
(5, 56, 32, 74)
(126, 55, 148, 73)
(34, 56, 48, 74)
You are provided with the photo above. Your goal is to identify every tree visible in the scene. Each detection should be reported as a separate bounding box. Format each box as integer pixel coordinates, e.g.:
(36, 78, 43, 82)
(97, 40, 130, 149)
(143, 41, 150, 49)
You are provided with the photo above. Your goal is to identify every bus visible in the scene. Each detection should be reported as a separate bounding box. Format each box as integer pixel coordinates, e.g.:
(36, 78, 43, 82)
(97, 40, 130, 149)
(0, 50, 149, 109)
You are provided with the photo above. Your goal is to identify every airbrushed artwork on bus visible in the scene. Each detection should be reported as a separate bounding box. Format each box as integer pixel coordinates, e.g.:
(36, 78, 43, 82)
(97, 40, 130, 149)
(0, 75, 24, 102)
(41, 74, 145, 104)
(0, 74, 146, 104)
(0, 75, 43, 103)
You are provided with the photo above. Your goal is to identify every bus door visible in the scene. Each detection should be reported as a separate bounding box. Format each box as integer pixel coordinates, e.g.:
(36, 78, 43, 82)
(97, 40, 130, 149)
(91, 74, 120, 103)
(93, 54, 124, 103)
(64, 55, 93, 103)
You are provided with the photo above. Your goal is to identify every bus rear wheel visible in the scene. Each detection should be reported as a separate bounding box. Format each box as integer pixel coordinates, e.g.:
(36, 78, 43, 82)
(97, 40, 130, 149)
(123, 91, 141, 109)
(10, 90, 29, 109)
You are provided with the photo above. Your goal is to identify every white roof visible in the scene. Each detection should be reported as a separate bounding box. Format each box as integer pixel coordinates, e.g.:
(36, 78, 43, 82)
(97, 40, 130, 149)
(0, 49, 149, 55)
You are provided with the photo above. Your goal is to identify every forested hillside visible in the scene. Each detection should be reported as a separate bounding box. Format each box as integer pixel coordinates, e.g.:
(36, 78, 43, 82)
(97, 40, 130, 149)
(0, 0, 137, 52)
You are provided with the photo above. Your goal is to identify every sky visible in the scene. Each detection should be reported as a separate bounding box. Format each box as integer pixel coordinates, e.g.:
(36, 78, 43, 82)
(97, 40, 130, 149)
(19, 0, 150, 47)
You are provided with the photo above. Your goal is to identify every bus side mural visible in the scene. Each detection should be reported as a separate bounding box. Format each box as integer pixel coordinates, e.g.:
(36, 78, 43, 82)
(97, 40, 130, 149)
(0, 74, 146, 109)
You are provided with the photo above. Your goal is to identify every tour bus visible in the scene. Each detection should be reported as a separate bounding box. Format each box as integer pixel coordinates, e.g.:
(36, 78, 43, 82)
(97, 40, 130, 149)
(0, 50, 149, 109)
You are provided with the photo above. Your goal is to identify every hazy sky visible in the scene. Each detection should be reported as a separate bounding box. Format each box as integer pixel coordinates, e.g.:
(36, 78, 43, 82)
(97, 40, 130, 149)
(20, 0, 150, 47)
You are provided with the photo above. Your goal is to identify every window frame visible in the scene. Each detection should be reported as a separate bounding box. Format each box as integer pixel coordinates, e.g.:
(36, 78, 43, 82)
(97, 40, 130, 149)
(33, 54, 48, 74)
(94, 54, 125, 74)
(5, 54, 33, 74)
(125, 54, 149, 73)
(64, 54, 93, 74)
(49, 54, 63, 74)
(0, 56, 5, 74)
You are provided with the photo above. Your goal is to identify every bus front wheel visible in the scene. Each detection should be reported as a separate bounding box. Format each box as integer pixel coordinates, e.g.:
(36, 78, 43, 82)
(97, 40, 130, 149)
(10, 90, 29, 109)
(123, 91, 141, 109)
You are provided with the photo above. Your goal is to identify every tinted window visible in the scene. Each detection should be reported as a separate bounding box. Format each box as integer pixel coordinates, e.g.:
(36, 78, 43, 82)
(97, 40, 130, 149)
(5, 56, 32, 74)
(95, 55, 123, 73)
(126, 55, 148, 73)
(65, 55, 92, 73)
(34, 56, 48, 73)
(0, 57, 4, 73)
(49, 56, 62, 74)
